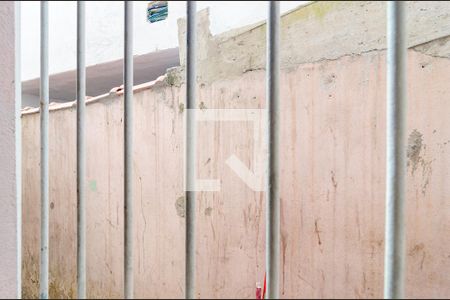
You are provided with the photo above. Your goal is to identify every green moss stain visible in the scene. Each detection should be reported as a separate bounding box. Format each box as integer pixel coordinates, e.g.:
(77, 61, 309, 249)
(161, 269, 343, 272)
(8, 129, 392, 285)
(205, 207, 213, 216)
(179, 102, 185, 114)
(310, 1, 338, 19)
(22, 258, 76, 299)
(89, 180, 97, 192)
(22, 255, 39, 299)
(175, 196, 186, 218)
(49, 278, 75, 299)
(407, 129, 423, 174)
(166, 70, 182, 87)
(166, 72, 176, 86)
(283, 1, 339, 27)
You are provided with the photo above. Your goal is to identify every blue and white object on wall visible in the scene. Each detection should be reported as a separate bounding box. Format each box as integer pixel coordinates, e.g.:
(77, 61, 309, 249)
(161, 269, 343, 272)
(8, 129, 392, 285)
(147, 1, 168, 23)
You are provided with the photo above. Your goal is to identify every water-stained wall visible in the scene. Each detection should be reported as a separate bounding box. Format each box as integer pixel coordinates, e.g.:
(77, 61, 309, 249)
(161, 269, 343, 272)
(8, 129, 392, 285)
(21, 1, 450, 299)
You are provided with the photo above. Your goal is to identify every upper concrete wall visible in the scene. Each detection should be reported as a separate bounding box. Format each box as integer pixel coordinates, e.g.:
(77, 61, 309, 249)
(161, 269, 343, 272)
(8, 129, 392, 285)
(177, 1, 450, 83)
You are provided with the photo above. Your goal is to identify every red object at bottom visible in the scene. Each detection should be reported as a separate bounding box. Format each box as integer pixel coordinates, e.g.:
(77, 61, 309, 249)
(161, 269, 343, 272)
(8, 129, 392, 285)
(262, 273, 267, 299)
(256, 273, 267, 299)
(256, 285, 262, 300)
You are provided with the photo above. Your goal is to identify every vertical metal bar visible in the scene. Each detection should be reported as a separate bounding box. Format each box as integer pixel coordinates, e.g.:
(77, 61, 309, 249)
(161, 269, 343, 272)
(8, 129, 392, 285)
(384, 1, 407, 299)
(15, 2, 22, 298)
(266, 1, 280, 299)
(39, 1, 49, 299)
(76, 1, 86, 298)
(185, 1, 197, 299)
(124, 1, 134, 299)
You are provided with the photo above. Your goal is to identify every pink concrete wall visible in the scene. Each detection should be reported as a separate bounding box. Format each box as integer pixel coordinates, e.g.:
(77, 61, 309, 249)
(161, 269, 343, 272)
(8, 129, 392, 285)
(21, 49, 450, 298)
(0, 2, 19, 298)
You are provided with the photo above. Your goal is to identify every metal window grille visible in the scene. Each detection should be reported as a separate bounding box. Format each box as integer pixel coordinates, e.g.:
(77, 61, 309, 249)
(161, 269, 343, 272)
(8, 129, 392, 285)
(15, 1, 408, 299)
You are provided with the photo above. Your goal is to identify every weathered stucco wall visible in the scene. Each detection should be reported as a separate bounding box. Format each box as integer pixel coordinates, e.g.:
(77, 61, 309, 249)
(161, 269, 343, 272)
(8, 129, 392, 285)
(22, 1, 450, 299)
(0, 2, 19, 298)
